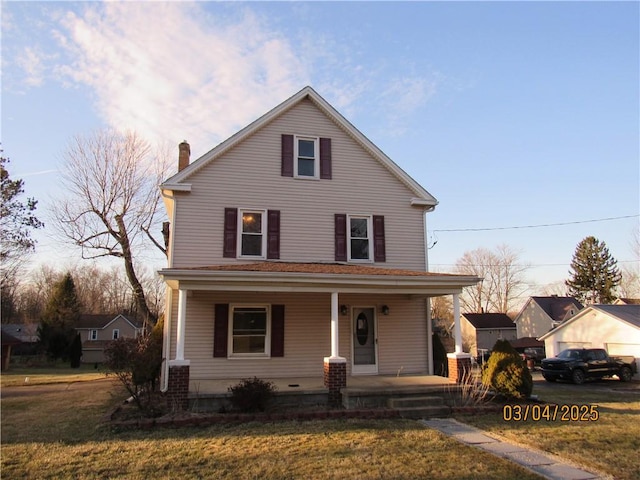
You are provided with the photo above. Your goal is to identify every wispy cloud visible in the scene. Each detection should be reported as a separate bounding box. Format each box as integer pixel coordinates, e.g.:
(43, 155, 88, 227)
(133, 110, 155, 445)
(46, 3, 309, 157)
(9, 3, 442, 156)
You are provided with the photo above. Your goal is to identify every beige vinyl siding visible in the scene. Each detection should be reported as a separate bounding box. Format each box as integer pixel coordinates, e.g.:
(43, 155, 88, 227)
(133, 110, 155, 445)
(171, 98, 427, 270)
(168, 290, 429, 380)
(515, 302, 554, 338)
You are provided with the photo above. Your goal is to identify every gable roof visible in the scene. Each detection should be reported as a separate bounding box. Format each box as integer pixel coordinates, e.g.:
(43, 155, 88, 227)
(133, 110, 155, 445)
(161, 86, 438, 208)
(528, 296, 583, 322)
(462, 313, 515, 330)
(539, 304, 640, 340)
(76, 314, 142, 330)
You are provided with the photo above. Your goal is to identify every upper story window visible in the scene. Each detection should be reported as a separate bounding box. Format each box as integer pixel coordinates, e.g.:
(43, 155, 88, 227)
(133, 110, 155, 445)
(239, 209, 266, 258)
(348, 215, 372, 261)
(224, 208, 280, 259)
(112, 329, 119, 340)
(89, 330, 98, 341)
(295, 136, 319, 178)
(335, 213, 385, 263)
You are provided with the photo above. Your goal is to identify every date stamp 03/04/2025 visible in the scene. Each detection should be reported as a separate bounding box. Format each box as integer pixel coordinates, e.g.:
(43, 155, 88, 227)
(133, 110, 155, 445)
(502, 404, 600, 422)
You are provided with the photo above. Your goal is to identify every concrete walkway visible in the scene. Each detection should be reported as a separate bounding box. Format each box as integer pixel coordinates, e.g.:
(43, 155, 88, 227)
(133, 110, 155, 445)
(421, 418, 609, 480)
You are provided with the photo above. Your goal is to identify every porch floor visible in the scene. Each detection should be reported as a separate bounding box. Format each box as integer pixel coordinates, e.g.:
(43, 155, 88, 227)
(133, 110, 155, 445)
(189, 374, 453, 396)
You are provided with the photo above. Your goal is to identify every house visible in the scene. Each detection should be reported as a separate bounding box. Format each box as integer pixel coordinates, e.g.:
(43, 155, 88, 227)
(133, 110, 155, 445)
(0, 323, 39, 355)
(513, 296, 583, 339)
(539, 304, 640, 374)
(460, 313, 517, 358)
(1, 330, 22, 371)
(75, 314, 144, 363)
(158, 86, 480, 408)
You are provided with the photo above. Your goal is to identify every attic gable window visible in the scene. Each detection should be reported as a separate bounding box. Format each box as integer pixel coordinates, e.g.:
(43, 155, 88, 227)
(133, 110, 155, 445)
(295, 136, 319, 178)
(282, 134, 331, 179)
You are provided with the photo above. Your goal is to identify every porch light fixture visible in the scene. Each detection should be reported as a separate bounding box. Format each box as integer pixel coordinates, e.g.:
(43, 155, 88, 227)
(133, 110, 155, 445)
(381, 305, 390, 315)
(340, 305, 348, 316)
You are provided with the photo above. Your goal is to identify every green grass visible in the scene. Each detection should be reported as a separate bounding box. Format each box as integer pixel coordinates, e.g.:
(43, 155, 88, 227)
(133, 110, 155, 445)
(1, 371, 543, 480)
(455, 376, 640, 480)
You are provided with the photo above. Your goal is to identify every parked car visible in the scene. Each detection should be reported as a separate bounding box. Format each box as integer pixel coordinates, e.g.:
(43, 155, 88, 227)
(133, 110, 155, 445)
(541, 348, 637, 384)
(521, 347, 545, 365)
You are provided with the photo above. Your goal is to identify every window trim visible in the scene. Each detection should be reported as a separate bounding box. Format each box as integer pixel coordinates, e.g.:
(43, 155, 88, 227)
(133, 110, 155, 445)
(294, 135, 319, 179)
(112, 329, 119, 340)
(227, 304, 272, 358)
(237, 208, 267, 259)
(89, 330, 98, 341)
(347, 214, 373, 263)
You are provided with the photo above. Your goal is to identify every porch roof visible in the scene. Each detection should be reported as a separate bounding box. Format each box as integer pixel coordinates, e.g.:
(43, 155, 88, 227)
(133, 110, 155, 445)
(159, 262, 480, 295)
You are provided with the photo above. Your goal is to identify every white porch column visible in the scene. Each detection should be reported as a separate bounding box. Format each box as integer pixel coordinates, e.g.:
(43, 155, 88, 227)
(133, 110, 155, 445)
(453, 293, 463, 354)
(330, 291, 340, 358)
(176, 288, 187, 361)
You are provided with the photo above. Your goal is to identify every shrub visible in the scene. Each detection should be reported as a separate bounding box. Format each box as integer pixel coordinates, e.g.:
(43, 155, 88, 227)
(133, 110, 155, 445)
(432, 333, 448, 377)
(104, 321, 163, 417)
(481, 339, 533, 399)
(228, 377, 277, 412)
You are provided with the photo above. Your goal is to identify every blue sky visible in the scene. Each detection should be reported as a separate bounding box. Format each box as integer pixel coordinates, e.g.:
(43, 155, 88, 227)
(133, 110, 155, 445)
(2, 1, 639, 293)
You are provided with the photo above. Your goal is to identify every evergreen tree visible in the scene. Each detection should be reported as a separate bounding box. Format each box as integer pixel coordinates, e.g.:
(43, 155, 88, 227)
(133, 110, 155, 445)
(69, 333, 83, 368)
(566, 236, 621, 304)
(38, 273, 82, 360)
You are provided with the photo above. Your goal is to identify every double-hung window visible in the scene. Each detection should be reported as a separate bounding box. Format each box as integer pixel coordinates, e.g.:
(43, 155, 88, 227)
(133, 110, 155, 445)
(294, 136, 319, 178)
(89, 330, 98, 341)
(348, 215, 372, 261)
(239, 209, 266, 258)
(112, 329, 119, 340)
(229, 305, 270, 357)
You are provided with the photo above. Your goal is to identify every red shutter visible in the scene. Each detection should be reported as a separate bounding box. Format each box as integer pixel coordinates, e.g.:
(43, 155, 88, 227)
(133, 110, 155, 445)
(373, 215, 386, 262)
(223, 208, 237, 258)
(335, 214, 347, 261)
(267, 210, 280, 259)
(271, 304, 285, 357)
(213, 304, 229, 357)
(320, 137, 332, 179)
(281, 135, 294, 177)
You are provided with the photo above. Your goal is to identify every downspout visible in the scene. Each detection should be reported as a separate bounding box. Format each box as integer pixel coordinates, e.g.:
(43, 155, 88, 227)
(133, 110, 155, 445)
(160, 188, 176, 392)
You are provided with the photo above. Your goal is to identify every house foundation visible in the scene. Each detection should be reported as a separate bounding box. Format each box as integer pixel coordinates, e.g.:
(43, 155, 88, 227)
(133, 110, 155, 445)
(167, 362, 190, 410)
(447, 353, 472, 383)
(323, 357, 347, 407)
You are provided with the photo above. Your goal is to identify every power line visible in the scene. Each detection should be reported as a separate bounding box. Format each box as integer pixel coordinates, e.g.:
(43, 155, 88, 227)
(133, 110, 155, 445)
(432, 214, 639, 233)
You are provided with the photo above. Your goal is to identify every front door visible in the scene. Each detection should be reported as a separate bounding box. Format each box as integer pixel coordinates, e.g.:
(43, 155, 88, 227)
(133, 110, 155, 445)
(352, 307, 378, 374)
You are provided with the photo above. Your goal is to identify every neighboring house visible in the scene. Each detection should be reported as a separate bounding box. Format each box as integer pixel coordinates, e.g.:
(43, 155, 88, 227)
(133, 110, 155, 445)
(1, 330, 22, 371)
(75, 314, 144, 363)
(513, 296, 583, 339)
(0, 323, 39, 355)
(460, 313, 517, 358)
(158, 86, 480, 406)
(539, 304, 640, 374)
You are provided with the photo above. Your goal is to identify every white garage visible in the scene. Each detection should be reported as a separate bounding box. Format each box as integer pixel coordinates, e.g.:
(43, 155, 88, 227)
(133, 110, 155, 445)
(539, 304, 640, 375)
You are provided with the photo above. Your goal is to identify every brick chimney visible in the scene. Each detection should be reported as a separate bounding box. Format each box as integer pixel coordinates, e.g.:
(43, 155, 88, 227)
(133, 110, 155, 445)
(178, 141, 190, 172)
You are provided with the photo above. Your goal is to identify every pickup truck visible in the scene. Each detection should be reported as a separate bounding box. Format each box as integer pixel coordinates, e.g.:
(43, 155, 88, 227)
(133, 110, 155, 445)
(541, 348, 637, 384)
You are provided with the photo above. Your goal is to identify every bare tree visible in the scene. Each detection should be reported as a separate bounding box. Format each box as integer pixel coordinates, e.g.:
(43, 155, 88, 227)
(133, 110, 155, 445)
(619, 227, 640, 299)
(454, 245, 529, 314)
(52, 130, 169, 327)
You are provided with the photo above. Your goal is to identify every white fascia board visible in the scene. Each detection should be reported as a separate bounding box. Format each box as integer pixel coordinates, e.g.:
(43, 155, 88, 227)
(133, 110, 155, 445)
(160, 183, 192, 192)
(159, 268, 479, 295)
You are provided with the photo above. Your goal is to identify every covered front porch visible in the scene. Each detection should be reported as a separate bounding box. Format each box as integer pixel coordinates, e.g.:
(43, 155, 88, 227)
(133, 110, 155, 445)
(188, 374, 463, 413)
(159, 262, 480, 410)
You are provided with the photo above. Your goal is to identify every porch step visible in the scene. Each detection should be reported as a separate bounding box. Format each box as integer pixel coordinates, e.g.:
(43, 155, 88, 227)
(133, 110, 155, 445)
(387, 396, 445, 409)
(387, 396, 451, 419)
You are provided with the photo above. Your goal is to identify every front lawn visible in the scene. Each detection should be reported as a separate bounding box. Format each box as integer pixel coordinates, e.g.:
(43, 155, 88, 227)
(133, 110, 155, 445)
(455, 375, 640, 480)
(1, 362, 107, 387)
(1, 372, 542, 480)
